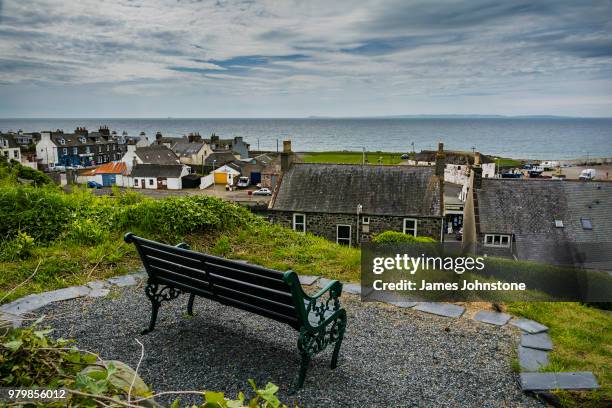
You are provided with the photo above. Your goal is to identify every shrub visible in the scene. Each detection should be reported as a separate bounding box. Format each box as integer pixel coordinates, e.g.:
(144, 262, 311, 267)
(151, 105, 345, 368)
(0, 232, 35, 261)
(372, 231, 437, 244)
(64, 218, 110, 246)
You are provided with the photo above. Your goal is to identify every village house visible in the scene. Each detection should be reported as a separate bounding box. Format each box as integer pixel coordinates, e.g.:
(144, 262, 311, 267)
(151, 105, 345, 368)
(131, 164, 190, 190)
(120, 144, 181, 173)
(204, 151, 239, 169)
(76, 161, 130, 187)
(0, 133, 21, 163)
(205, 134, 250, 159)
(211, 163, 241, 185)
(268, 141, 445, 246)
(171, 133, 213, 166)
(231, 157, 266, 185)
(35, 127, 121, 168)
(462, 154, 612, 268)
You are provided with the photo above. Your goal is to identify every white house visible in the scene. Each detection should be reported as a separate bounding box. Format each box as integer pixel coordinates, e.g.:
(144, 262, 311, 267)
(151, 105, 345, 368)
(172, 140, 213, 166)
(121, 145, 180, 173)
(0, 133, 22, 163)
(35, 132, 58, 165)
(212, 163, 241, 185)
(130, 164, 190, 190)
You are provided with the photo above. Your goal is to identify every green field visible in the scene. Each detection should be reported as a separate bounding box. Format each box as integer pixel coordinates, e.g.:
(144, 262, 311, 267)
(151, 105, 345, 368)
(495, 157, 523, 168)
(301, 151, 406, 165)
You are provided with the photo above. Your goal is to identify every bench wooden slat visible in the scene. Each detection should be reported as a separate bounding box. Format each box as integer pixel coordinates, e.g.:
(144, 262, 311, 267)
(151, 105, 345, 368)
(210, 273, 294, 306)
(212, 283, 296, 316)
(141, 243, 203, 270)
(216, 294, 299, 328)
(153, 275, 215, 299)
(148, 264, 212, 290)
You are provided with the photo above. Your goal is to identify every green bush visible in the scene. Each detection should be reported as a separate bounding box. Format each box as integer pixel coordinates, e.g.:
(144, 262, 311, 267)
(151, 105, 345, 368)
(0, 232, 35, 261)
(372, 231, 437, 244)
(64, 219, 110, 246)
(0, 156, 51, 186)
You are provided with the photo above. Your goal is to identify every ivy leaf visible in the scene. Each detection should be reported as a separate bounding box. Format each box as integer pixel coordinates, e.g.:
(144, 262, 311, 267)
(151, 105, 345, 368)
(2, 339, 23, 351)
(204, 391, 226, 405)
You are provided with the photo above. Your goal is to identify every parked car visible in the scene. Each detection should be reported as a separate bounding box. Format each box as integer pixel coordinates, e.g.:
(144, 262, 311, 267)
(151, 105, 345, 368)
(252, 188, 272, 196)
(50, 164, 66, 171)
(87, 181, 103, 189)
(237, 176, 250, 188)
(401, 153, 410, 160)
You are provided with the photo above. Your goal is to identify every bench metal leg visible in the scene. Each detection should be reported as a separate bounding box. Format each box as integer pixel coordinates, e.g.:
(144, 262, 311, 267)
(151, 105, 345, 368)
(331, 315, 347, 369)
(187, 294, 195, 316)
(289, 352, 310, 394)
(142, 302, 159, 335)
(142, 282, 181, 335)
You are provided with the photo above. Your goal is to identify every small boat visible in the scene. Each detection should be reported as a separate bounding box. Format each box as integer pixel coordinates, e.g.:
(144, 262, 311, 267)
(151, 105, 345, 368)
(501, 172, 522, 178)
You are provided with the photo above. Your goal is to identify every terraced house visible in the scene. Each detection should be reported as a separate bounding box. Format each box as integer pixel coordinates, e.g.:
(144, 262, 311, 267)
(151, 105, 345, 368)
(36, 126, 121, 167)
(268, 143, 445, 246)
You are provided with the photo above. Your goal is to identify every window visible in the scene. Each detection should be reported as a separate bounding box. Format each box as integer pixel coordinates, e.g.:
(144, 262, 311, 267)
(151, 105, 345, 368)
(85, 146, 91, 154)
(134, 179, 139, 186)
(581, 218, 593, 230)
(484, 234, 511, 248)
(98, 146, 102, 152)
(13, 150, 18, 158)
(106, 145, 110, 151)
(148, 179, 154, 186)
(72, 147, 78, 154)
(403, 218, 417, 236)
(555, 220, 564, 228)
(362, 216, 370, 225)
(62, 148, 68, 155)
(337, 225, 351, 246)
(293, 213, 306, 233)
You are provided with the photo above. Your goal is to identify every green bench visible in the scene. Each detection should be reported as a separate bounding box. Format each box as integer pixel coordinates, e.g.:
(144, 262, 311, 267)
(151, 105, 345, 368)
(125, 233, 347, 390)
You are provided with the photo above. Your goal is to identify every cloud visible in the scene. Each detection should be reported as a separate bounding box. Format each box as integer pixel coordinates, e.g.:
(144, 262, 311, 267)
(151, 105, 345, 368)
(0, 0, 610, 117)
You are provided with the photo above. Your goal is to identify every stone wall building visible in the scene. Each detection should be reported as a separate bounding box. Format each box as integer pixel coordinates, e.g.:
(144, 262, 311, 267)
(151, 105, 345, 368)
(462, 154, 612, 269)
(268, 143, 445, 246)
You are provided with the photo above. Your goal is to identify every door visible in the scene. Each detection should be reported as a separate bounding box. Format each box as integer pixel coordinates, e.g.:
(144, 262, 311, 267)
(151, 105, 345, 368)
(214, 172, 227, 184)
(250, 172, 261, 184)
(102, 174, 116, 187)
(157, 177, 168, 190)
(337, 225, 352, 246)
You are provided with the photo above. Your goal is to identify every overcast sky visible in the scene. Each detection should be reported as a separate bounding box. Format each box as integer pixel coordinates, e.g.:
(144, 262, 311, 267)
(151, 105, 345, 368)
(0, 0, 611, 117)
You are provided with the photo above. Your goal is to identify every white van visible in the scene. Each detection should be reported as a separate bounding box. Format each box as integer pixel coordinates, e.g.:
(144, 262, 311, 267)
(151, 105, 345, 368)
(579, 169, 596, 180)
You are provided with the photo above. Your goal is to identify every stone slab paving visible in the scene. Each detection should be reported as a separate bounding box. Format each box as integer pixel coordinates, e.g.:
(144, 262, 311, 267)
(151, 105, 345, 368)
(521, 333, 553, 351)
(107, 275, 139, 287)
(474, 310, 511, 326)
(510, 318, 548, 334)
(386, 300, 419, 308)
(342, 283, 361, 295)
(518, 346, 549, 372)
(298, 275, 319, 286)
(521, 372, 599, 391)
(87, 280, 110, 290)
(414, 302, 465, 318)
(33, 286, 543, 407)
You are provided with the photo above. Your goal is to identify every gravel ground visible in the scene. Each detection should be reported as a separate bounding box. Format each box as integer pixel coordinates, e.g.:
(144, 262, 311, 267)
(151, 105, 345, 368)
(36, 285, 542, 407)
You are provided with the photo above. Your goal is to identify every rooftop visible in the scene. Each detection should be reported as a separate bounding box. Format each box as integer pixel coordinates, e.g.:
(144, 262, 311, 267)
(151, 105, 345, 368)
(131, 164, 185, 178)
(271, 163, 441, 216)
(135, 145, 180, 165)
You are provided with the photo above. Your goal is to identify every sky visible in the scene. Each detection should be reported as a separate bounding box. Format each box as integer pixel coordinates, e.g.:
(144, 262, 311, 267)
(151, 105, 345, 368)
(0, 0, 611, 118)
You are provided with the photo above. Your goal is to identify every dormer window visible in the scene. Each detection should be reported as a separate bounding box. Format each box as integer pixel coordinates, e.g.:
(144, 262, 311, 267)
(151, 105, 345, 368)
(555, 220, 564, 228)
(59, 138, 65, 145)
(581, 218, 593, 230)
(79, 136, 86, 143)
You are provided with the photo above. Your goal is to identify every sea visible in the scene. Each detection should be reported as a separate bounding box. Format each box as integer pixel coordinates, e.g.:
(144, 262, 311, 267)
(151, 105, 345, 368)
(1, 117, 611, 160)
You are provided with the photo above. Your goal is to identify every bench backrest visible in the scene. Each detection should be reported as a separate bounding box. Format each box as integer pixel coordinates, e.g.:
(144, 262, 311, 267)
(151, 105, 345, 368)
(126, 234, 301, 329)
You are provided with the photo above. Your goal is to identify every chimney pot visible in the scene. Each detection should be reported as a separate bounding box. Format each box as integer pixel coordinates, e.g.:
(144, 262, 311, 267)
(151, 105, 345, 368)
(283, 140, 292, 153)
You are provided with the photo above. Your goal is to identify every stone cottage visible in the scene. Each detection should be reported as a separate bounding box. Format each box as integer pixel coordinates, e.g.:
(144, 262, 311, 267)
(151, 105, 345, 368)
(268, 144, 445, 246)
(462, 154, 612, 269)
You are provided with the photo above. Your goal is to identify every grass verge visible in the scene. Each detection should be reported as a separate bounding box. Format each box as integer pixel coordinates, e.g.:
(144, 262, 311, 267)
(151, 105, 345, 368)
(301, 151, 405, 165)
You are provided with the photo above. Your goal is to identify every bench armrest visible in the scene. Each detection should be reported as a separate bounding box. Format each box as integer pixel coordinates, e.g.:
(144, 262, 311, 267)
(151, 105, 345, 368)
(303, 279, 342, 302)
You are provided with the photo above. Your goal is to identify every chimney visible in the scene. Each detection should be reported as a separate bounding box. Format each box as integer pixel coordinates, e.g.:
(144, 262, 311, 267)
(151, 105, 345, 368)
(435, 142, 445, 217)
(473, 152, 483, 190)
(435, 142, 445, 177)
(281, 140, 293, 172)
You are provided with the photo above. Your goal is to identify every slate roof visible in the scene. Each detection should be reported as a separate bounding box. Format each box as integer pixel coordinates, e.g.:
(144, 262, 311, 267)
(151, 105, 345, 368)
(134, 145, 179, 165)
(271, 163, 441, 216)
(49, 133, 116, 147)
(131, 164, 184, 178)
(172, 141, 206, 157)
(204, 151, 238, 166)
(0, 133, 18, 148)
(477, 179, 612, 267)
